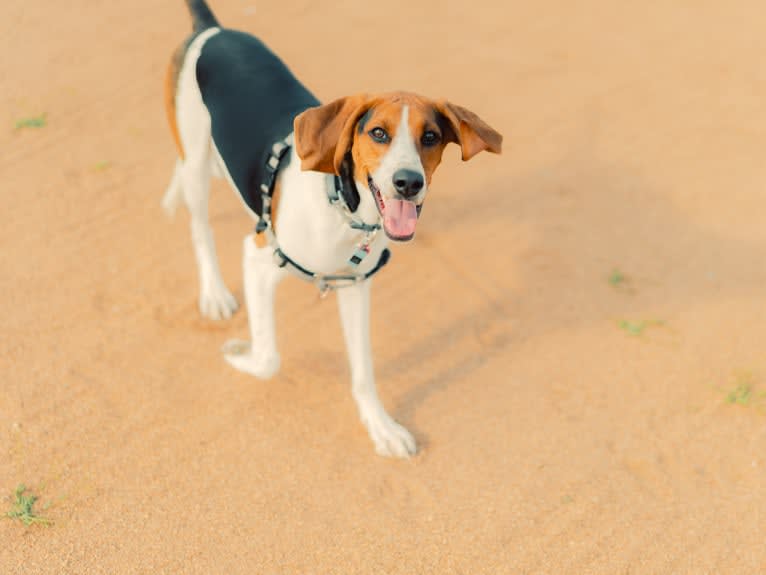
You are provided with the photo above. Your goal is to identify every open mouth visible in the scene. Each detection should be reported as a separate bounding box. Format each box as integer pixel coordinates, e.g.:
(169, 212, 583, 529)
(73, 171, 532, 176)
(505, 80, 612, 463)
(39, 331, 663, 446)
(368, 176, 419, 241)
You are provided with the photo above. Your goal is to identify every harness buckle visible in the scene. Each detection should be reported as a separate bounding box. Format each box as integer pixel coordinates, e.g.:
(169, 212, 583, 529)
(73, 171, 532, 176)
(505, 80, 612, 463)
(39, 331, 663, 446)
(348, 221, 381, 232)
(255, 219, 268, 234)
(327, 176, 342, 204)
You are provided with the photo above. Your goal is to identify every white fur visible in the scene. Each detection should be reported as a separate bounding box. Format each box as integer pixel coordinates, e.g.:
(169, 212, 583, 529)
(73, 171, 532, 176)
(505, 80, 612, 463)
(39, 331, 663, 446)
(163, 31, 418, 457)
(222, 234, 285, 379)
(337, 281, 416, 457)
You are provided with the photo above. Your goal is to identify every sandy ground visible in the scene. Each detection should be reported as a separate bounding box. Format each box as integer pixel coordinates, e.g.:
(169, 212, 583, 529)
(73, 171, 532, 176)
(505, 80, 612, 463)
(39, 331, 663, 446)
(2, 1, 766, 573)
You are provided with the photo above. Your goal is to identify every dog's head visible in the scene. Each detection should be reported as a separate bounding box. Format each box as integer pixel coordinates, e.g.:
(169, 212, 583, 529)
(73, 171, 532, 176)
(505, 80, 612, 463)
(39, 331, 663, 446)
(294, 92, 502, 241)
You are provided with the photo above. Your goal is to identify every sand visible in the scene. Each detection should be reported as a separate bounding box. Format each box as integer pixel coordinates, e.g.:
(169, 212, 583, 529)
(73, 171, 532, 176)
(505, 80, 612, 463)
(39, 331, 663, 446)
(2, 1, 766, 573)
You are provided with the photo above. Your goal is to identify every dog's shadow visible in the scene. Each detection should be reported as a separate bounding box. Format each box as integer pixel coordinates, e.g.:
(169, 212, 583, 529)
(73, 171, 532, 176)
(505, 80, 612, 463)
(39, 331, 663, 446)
(379, 138, 766, 451)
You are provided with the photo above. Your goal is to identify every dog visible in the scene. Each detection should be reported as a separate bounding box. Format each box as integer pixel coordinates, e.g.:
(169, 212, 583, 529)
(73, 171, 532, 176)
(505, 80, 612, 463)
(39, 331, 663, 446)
(162, 0, 502, 457)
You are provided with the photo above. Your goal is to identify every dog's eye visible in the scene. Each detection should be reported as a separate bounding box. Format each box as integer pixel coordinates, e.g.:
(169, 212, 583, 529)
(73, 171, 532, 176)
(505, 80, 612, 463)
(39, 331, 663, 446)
(421, 130, 440, 147)
(369, 127, 390, 144)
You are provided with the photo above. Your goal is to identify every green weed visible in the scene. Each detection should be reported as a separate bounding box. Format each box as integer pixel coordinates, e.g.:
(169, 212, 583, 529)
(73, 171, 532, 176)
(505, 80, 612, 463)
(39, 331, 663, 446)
(617, 319, 664, 336)
(14, 114, 47, 130)
(608, 269, 626, 287)
(723, 371, 766, 407)
(726, 384, 752, 405)
(4, 484, 52, 526)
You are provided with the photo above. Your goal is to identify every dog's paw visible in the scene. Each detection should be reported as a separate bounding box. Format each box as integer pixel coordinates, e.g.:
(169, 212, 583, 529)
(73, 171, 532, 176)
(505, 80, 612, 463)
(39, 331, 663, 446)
(222, 339, 280, 379)
(362, 411, 417, 458)
(199, 286, 238, 320)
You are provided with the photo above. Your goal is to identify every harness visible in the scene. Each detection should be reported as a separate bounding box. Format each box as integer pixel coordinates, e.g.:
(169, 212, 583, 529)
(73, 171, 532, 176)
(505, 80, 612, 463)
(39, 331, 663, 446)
(255, 135, 391, 296)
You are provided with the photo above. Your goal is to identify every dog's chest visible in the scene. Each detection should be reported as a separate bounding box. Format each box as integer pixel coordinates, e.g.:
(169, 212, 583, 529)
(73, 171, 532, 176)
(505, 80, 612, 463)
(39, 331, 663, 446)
(274, 161, 390, 277)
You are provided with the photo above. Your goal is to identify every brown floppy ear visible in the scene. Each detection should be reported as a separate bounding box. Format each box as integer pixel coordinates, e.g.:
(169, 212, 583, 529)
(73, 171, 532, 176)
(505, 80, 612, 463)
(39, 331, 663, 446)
(435, 101, 503, 161)
(294, 94, 373, 174)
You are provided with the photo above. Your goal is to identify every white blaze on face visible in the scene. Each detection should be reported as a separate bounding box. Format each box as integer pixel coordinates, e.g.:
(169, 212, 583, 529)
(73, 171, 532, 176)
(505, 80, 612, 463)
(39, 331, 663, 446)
(372, 106, 426, 200)
(370, 105, 427, 240)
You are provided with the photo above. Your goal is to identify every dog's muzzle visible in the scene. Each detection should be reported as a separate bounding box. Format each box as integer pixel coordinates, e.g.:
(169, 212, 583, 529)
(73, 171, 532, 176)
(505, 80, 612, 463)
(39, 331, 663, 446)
(369, 176, 421, 241)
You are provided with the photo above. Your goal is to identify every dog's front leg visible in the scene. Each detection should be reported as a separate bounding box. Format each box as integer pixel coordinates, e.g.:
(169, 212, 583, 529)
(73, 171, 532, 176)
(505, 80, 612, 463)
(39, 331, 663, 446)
(223, 234, 285, 378)
(337, 281, 416, 458)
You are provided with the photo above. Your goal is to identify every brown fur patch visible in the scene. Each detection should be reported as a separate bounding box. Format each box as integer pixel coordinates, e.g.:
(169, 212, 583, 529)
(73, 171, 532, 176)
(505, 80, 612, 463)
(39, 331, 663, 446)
(164, 45, 186, 160)
(293, 94, 373, 174)
(433, 100, 502, 161)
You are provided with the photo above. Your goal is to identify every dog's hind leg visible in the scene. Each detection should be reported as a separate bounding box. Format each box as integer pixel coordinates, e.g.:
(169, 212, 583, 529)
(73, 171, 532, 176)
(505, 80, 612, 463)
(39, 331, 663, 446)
(337, 280, 417, 458)
(161, 158, 184, 217)
(223, 234, 285, 378)
(166, 27, 236, 320)
(178, 133, 239, 320)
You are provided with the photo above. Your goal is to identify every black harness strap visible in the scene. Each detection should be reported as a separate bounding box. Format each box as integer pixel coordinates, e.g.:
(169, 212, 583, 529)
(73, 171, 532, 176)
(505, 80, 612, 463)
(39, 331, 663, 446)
(273, 246, 391, 291)
(254, 138, 291, 235)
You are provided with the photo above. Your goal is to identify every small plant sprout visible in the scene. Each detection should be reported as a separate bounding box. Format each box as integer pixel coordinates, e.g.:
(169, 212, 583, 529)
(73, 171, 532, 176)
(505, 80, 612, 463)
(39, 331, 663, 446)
(608, 269, 626, 287)
(724, 371, 766, 407)
(617, 319, 664, 336)
(5, 484, 52, 526)
(14, 114, 47, 130)
(727, 384, 752, 405)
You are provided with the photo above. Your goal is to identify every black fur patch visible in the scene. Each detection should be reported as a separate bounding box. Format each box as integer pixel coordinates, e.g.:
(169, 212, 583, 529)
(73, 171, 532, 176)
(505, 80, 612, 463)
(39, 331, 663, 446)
(435, 109, 458, 147)
(357, 109, 373, 134)
(196, 29, 320, 216)
(339, 153, 360, 212)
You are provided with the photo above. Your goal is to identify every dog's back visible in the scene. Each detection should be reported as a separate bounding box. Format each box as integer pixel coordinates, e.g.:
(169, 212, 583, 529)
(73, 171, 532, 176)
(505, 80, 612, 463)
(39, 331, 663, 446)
(196, 30, 319, 214)
(165, 0, 319, 215)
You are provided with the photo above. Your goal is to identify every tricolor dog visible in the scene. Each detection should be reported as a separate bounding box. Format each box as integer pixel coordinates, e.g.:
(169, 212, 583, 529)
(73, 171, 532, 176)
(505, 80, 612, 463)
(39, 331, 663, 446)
(163, 0, 502, 457)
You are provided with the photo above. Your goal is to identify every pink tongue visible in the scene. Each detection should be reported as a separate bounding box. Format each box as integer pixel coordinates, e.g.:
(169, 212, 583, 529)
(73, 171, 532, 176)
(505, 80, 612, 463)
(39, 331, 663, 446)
(383, 199, 418, 238)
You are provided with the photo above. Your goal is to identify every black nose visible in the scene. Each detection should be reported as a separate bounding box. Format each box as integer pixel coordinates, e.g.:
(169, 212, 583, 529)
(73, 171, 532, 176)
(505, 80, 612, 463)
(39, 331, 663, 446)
(392, 169, 424, 198)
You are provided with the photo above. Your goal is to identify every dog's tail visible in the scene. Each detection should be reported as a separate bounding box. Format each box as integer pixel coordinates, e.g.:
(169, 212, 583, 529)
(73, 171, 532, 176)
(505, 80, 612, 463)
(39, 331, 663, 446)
(185, 0, 220, 32)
